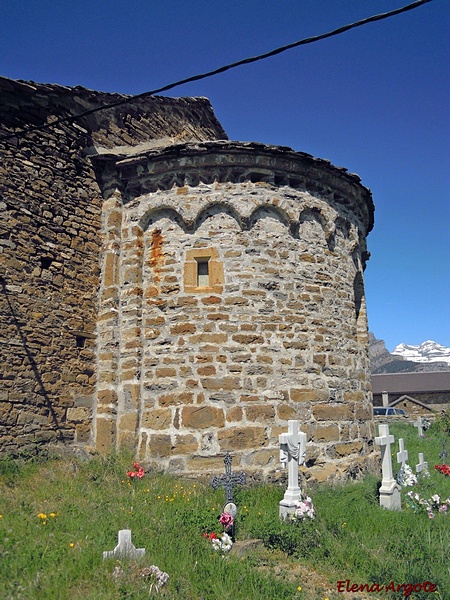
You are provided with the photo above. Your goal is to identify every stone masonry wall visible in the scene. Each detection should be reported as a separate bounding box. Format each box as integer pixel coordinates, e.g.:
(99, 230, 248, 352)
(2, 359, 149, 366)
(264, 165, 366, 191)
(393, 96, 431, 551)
(94, 141, 376, 481)
(0, 77, 227, 456)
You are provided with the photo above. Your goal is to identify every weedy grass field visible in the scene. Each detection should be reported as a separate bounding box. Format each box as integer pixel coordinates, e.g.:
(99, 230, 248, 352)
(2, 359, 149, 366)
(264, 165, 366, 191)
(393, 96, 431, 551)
(0, 418, 449, 600)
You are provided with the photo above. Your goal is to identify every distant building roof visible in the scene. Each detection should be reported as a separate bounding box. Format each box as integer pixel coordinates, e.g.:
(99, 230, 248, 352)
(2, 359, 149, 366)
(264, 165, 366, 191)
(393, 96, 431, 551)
(372, 371, 450, 394)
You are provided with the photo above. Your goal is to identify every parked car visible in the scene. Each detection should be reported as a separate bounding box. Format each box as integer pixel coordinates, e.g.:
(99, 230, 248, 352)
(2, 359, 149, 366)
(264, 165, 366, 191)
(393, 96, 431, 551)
(373, 407, 408, 417)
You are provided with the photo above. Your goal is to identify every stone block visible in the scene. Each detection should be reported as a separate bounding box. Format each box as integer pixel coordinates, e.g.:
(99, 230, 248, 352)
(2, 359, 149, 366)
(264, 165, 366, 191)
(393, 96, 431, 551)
(314, 424, 339, 442)
(186, 455, 229, 471)
(148, 434, 172, 458)
(197, 365, 216, 376)
(170, 323, 196, 335)
(313, 403, 353, 421)
(277, 404, 296, 420)
(309, 462, 339, 483)
(201, 295, 221, 305)
(158, 391, 194, 406)
(117, 430, 137, 451)
(173, 434, 199, 454)
(76, 421, 92, 442)
(334, 441, 363, 457)
(182, 406, 225, 429)
(290, 389, 328, 402)
(218, 427, 268, 450)
(244, 449, 276, 467)
(141, 408, 172, 430)
(155, 367, 177, 378)
(66, 407, 90, 423)
(202, 377, 240, 391)
(119, 412, 139, 431)
(354, 404, 372, 420)
(232, 334, 264, 345)
(343, 390, 365, 402)
(97, 389, 117, 404)
(226, 406, 243, 422)
(246, 404, 275, 421)
(189, 333, 228, 345)
(96, 418, 115, 453)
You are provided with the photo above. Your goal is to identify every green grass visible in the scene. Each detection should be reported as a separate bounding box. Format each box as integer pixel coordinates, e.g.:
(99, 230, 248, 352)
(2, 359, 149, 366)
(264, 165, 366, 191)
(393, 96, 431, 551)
(0, 422, 449, 599)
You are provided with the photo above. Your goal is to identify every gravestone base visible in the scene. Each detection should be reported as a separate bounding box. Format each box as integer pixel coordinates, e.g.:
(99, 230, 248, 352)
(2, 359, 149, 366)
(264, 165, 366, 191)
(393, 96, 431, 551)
(379, 480, 402, 511)
(279, 500, 298, 520)
(231, 539, 264, 558)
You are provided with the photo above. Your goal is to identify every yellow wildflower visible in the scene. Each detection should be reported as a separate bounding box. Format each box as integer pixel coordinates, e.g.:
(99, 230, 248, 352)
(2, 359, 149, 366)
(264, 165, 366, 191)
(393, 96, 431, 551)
(297, 585, 302, 591)
(37, 513, 47, 519)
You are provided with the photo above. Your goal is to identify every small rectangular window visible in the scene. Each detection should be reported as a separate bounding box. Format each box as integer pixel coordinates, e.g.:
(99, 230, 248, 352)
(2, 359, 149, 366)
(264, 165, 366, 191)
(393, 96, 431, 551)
(196, 259, 210, 287)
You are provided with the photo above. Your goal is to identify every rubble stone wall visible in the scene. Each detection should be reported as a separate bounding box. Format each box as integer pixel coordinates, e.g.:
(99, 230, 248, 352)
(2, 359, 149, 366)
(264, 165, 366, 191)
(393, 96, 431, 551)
(0, 77, 226, 456)
(1, 77, 376, 481)
(94, 141, 376, 481)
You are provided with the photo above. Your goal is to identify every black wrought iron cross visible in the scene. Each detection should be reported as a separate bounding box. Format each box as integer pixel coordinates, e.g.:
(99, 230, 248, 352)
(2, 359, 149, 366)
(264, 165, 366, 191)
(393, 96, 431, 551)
(210, 452, 246, 504)
(439, 439, 448, 462)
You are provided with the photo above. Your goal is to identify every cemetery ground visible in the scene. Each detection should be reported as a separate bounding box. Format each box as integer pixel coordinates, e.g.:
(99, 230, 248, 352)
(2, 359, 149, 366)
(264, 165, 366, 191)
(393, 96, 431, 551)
(0, 417, 449, 600)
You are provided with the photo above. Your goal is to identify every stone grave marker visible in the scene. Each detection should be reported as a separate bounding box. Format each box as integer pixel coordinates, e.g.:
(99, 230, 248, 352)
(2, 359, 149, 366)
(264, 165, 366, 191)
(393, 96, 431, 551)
(103, 529, 145, 560)
(211, 452, 246, 541)
(416, 452, 428, 476)
(396, 438, 409, 468)
(414, 416, 424, 438)
(375, 424, 401, 510)
(279, 419, 307, 519)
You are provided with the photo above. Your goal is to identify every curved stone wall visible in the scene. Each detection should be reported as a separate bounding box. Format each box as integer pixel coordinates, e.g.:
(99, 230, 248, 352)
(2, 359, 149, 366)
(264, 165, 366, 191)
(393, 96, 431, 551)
(94, 141, 376, 481)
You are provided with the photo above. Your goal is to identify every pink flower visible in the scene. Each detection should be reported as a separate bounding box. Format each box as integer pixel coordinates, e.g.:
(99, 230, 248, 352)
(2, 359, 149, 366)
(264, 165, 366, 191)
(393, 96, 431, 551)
(219, 512, 234, 529)
(127, 462, 145, 479)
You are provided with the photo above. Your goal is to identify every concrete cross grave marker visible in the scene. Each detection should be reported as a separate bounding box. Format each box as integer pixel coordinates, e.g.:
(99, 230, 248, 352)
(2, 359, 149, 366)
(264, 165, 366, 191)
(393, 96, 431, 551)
(416, 452, 428, 476)
(396, 438, 409, 468)
(414, 416, 424, 438)
(211, 453, 246, 540)
(103, 529, 145, 560)
(375, 424, 401, 511)
(279, 420, 307, 519)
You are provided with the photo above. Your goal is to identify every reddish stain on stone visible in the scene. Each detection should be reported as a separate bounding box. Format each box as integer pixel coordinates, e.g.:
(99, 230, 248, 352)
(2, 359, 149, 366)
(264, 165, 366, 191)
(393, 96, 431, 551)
(149, 229, 164, 283)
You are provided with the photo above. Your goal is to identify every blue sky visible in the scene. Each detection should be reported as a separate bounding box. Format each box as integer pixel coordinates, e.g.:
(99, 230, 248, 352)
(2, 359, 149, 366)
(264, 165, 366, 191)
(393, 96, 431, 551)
(1, 0, 448, 351)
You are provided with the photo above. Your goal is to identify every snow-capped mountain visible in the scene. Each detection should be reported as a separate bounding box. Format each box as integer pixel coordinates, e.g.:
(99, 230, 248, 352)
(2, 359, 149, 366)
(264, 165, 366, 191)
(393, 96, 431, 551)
(392, 340, 450, 365)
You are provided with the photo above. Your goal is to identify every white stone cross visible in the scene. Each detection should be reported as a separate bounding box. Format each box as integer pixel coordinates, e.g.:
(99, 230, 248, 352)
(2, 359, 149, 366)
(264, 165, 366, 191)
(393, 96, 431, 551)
(396, 438, 409, 468)
(414, 416, 424, 437)
(103, 529, 146, 560)
(279, 420, 307, 519)
(375, 424, 401, 510)
(375, 424, 396, 483)
(416, 452, 428, 475)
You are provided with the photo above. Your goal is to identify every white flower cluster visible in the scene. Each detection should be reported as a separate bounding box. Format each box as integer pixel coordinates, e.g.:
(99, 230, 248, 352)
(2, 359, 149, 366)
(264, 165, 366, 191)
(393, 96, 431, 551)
(406, 491, 450, 519)
(295, 495, 315, 520)
(396, 464, 418, 487)
(141, 565, 170, 591)
(211, 532, 233, 553)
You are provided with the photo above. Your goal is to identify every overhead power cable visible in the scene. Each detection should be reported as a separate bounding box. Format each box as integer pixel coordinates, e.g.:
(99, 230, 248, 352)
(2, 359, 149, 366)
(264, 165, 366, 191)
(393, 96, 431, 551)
(0, 0, 432, 142)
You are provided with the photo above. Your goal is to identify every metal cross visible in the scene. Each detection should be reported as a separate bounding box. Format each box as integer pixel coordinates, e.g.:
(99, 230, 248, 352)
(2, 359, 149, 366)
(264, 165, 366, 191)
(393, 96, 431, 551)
(210, 452, 246, 504)
(439, 439, 448, 462)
